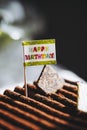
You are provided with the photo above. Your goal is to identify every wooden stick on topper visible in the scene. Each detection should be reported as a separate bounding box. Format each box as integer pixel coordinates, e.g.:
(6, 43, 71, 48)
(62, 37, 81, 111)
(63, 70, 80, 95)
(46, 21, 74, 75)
(23, 46, 28, 97)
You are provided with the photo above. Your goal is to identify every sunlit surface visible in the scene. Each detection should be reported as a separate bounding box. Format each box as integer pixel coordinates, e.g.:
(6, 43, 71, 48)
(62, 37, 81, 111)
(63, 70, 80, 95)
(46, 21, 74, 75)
(78, 82, 87, 112)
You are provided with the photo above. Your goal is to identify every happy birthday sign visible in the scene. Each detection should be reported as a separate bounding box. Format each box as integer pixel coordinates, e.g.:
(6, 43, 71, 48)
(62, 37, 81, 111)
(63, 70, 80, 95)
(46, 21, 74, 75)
(22, 39, 56, 66)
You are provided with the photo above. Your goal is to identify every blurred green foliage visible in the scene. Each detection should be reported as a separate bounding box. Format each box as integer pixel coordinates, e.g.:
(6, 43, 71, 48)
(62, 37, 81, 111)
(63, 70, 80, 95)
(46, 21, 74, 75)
(0, 30, 12, 50)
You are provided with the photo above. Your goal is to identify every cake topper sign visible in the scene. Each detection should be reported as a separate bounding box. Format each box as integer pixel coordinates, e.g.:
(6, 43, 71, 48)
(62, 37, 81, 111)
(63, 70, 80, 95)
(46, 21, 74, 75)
(22, 39, 56, 96)
(22, 39, 56, 66)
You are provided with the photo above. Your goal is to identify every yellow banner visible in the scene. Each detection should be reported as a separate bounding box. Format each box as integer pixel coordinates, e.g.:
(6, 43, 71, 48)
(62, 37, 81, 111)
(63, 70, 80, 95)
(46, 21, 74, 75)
(22, 39, 56, 66)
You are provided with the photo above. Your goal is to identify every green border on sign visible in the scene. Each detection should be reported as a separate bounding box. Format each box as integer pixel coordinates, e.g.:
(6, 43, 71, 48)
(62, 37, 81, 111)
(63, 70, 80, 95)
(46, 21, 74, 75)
(24, 60, 57, 66)
(22, 39, 55, 46)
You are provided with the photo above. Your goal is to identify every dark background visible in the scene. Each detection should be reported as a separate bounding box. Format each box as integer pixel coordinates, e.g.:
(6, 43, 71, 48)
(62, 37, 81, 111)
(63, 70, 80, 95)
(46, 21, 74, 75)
(20, 0, 87, 81)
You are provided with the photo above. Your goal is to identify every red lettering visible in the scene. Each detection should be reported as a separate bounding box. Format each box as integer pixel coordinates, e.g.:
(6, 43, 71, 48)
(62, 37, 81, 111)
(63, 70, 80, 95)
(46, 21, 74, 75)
(41, 46, 45, 52)
(34, 54, 38, 59)
(33, 47, 37, 52)
(38, 54, 42, 59)
(50, 53, 54, 58)
(25, 55, 30, 60)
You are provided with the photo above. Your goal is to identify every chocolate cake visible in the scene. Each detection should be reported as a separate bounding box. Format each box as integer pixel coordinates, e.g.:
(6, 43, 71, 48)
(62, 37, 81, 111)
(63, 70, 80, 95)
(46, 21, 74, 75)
(0, 66, 87, 130)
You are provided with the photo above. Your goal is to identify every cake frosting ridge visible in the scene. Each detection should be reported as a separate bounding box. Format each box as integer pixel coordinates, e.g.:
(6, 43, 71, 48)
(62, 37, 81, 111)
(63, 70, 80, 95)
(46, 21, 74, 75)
(0, 78, 87, 130)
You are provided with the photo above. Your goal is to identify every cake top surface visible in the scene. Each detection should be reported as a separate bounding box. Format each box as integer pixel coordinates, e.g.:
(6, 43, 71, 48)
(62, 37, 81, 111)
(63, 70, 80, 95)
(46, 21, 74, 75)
(0, 79, 87, 130)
